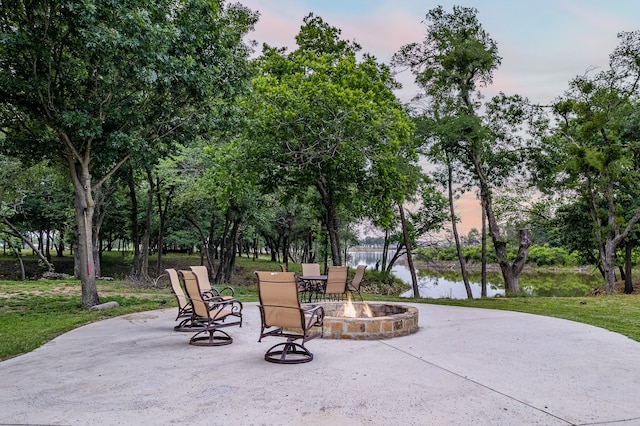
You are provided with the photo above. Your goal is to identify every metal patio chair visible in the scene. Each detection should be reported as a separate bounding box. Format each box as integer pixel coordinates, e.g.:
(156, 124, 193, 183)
(323, 265, 349, 301)
(255, 271, 324, 364)
(180, 270, 243, 346)
(347, 265, 367, 302)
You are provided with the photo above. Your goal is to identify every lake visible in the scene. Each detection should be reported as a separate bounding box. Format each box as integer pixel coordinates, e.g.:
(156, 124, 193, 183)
(346, 251, 601, 299)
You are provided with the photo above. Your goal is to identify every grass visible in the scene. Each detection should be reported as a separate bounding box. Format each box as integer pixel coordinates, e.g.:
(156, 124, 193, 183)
(1, 253, 640, 360)
(0, 280, 175, 360)
(405, 295, 640, 342)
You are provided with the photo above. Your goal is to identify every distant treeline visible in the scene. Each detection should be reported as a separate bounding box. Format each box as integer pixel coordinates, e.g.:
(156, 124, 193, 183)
(415, 244, 582, 267)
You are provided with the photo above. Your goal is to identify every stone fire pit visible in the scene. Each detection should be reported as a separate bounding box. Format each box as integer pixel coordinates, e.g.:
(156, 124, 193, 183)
(316, 301, 419, 340)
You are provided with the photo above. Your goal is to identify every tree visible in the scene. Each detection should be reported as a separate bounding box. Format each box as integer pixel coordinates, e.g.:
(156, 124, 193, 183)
(0, 156, 56, 273)
(394, 6, 531, 294)
(245, 14, 414, 266)
(538, 31, 640, 293)
(0, 1, 257, 306)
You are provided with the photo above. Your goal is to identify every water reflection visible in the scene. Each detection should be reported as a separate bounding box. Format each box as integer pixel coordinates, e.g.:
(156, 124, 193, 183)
(347, 251, 597, 299)
(346, 250, 502, 299)
(394, 267, 505, 299)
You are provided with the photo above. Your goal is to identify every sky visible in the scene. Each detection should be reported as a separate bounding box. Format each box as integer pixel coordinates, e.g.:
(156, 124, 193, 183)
(237, 0, 640, 235)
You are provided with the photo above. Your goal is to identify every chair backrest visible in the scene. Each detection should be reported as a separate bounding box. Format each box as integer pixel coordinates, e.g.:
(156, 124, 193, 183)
(325, 266, 348, 295)
(190, 265, 213, 293)
(350, 265, 367, 291)
(180, 270, 209, 318)
(255, 271, 303, 329)
(166, 268, 188, 310)
(301, 263, 321, 277)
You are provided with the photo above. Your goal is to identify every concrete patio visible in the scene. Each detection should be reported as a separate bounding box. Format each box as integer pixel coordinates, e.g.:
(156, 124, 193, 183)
(1, 302, 639, 425)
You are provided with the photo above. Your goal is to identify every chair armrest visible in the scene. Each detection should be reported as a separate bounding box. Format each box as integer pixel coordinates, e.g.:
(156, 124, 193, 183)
(208, 298, 243, 318)
(304, 305, 324, 329)
(211, 286, 236, 297)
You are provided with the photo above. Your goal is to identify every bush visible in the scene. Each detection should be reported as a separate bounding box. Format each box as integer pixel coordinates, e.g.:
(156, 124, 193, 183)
(416, 244, 580, 267)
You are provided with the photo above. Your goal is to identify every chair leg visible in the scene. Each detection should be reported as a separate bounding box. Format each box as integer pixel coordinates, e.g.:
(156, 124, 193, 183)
(264, 340, 314, 364)
(189, 329, 233, 346)
(174, 315, 208, 332)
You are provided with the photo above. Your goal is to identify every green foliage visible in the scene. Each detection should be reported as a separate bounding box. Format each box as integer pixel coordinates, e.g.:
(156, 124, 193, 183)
(394, 5, 533, 293)
(243, 14, 416, 265)
(0, 0, 258, 166)
(394, 5, 500, 103)
(0, 0, 259, 304)
(533, 31, 640, 291)
(526, 244, 580, 267)
(416, 243, 580, 267)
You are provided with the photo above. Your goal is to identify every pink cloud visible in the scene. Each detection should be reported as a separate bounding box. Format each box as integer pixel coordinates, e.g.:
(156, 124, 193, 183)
(242, 0, 306, 52)
(330, 10, 425, 61)
(242, 1, 425, 62)
(561, 0, 632, 34)
(454, 193, 482, 236)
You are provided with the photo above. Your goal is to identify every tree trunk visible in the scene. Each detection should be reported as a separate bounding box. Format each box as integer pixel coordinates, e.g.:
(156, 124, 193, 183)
(481, 201, 487, 298)
(206, 211, 218, 271)
(2, 217, 55, 272)
(136, 169, 154, 283)
(315, 180, 342, 266)
(92, 184, 115, 278)
(302, 231, 313, 264)
(215, 213, 232, 284)
(154, 174, 174, 277)
(6, 239, 26, 280)
(385, 244, 406, 272)
(215, 209, 241, 284)
(588, 176, 640, 293)
(45, 229, 51, 262)
(62, 133, 99, 308)
(262, 235, 278, 262)
(55, 230, 65, 257)
(597, 223, 624, 294)
(398, 203, 419, 298)
(126, 166, 142, 278)
(603, 214, 640, 293)
(73, 178, 99, 308)
(282, 236, 290, 269)
(185, 215, 214, 272)
(601, 239, 617, 294)
(326, 206, 342, 266)
(446, 159, 472, 298)
(381, 229, 390, 271)
(224, 218, 240, 282)
(473, 154, 530, 294)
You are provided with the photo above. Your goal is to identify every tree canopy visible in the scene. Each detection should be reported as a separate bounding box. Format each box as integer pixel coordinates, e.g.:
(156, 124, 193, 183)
(0, 0, 257, 306)
(242, 13, 416, 266)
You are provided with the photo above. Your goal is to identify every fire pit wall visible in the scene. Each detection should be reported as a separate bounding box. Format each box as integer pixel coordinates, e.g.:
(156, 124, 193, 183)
(318, 302, 419, 340)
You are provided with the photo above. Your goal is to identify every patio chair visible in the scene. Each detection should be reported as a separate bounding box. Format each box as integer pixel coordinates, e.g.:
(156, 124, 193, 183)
(166, 268, 202, 332)
(190, 265, 235, 300)
(180, 270, 243, 346)
(300, 263, 323, 302)
(323, 265, 348, 301)
(255, 271, 324, 364)
(301, 263, 321, 276)
(347, 265, 367, 302)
